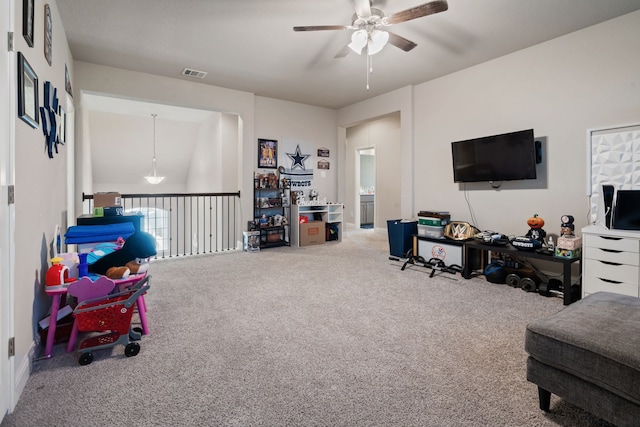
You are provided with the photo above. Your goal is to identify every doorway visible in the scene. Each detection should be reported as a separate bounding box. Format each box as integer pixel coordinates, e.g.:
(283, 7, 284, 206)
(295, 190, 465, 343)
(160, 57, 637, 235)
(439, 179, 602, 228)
(359, 148, 375, 229)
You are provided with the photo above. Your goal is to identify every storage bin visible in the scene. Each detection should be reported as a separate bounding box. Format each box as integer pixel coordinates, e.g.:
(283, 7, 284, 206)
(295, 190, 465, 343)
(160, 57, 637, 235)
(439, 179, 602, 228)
(417, 224, 445, 239)
(387, 219, 417, 258)
(418, 216, 449, 226)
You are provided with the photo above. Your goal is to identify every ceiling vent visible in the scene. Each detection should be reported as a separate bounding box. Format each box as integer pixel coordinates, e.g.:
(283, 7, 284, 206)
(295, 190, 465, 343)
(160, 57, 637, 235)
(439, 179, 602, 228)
(181, 68, 207, 79)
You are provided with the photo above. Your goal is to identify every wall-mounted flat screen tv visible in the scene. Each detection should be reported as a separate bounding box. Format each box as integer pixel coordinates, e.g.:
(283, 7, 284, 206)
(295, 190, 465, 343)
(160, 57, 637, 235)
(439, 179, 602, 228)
(451, 129, 537, 183)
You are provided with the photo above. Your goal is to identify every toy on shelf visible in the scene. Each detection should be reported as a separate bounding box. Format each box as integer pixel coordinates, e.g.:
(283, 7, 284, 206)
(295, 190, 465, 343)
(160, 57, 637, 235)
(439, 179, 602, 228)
(524, 214, 547, 243)
(560, 215, 575, 236)
(45, 257, 76, 287)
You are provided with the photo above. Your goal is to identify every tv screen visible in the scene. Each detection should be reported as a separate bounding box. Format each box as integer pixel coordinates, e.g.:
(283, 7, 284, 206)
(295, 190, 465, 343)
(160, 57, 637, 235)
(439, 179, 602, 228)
(451, 129, 537, 183)
(612, 190, 640, 230)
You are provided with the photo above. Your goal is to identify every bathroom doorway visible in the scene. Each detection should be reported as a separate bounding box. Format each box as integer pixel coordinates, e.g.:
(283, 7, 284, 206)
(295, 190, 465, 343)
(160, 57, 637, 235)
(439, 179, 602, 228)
(359, 148, 375, 229)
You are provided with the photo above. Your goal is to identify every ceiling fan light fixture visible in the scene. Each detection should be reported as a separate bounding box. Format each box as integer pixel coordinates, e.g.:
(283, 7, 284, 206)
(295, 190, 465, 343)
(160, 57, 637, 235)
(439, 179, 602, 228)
(367, 29, 389, 55)
(348, 29, 368, 55)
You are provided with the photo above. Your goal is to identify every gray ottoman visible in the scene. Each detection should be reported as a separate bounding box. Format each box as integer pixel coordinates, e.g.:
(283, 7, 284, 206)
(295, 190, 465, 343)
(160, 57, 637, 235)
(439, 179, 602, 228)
(525, 292, 640, 427)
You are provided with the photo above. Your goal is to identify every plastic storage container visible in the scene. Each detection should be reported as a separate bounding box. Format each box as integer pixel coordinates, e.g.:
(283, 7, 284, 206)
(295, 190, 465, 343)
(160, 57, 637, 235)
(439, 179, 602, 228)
(387, 219, 418, 258)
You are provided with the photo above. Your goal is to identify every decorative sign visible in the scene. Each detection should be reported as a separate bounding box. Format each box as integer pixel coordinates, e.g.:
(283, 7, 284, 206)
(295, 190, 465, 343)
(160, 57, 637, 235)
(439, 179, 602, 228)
(317, 147, 330, 157)
(317, 159, 330, 170)
(282, 144, 313, 188)
(40, 81, 62, 158)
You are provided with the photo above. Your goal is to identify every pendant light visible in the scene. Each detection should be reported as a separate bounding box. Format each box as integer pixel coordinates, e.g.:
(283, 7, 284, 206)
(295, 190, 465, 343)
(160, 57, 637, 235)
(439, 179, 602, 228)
(145, 113, 165, 184)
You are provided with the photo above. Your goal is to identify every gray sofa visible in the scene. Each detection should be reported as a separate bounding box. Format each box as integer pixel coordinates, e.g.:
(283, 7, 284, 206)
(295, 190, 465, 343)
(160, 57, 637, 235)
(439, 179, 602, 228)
(525, 292, 640, 426)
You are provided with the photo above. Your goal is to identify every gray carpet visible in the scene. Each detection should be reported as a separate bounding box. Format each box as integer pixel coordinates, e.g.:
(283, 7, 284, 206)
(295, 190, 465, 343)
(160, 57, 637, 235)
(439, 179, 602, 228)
(2, 227, 611, 426)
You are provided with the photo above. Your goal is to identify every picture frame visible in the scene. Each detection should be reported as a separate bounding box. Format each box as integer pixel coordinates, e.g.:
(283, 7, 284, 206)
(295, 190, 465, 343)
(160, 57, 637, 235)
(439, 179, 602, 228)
(44, 4, 52, 66)
(23, 0, 34, 47)
(258, 138, 277, 169)
(65, 64, 73, 97)
(58, 105, 66, 143)
(318, 159, 330, 170)
(317, 147, 330, 157)
(17, 52, 39, 129)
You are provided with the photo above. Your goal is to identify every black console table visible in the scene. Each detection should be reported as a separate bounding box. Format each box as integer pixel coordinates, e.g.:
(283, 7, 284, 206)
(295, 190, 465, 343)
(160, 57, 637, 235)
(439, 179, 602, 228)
(462, 240, 582, 305)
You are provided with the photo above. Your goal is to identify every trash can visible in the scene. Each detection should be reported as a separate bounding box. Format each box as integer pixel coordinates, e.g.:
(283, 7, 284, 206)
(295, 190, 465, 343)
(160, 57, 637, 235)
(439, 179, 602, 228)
(387, 219, 418, 258)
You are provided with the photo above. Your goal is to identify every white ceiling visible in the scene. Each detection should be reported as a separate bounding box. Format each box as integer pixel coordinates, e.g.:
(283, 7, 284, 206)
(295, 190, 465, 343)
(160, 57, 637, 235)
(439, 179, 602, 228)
(58, 0, 640, 190)
(57, 0, 640, 110)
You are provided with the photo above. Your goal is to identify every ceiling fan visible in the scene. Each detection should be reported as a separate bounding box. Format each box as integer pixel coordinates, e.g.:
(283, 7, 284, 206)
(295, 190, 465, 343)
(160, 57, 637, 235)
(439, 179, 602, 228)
(293, 0, 449, 58)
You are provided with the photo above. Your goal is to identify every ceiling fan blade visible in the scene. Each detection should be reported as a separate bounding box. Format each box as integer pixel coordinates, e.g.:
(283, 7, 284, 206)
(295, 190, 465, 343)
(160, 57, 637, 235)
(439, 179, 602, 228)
(350, 0, 372, 18)
(293, 25, 349, 32)
(334, 45, 352, 58)
(387, 31, 417, 52)
(386, 0, 448, 25)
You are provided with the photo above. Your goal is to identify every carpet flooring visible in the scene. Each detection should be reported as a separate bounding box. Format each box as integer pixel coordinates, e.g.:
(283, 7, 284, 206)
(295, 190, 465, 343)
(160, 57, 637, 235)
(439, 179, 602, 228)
(1, 227, 611, 426)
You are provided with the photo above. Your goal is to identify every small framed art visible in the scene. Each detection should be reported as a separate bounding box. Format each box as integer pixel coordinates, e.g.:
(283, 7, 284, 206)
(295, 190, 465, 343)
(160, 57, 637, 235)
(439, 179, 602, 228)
(258, 138, 277, 169)
(44, 4, 52, 66)
(23, 0, 34, 47)
(17, 52, 39, 129)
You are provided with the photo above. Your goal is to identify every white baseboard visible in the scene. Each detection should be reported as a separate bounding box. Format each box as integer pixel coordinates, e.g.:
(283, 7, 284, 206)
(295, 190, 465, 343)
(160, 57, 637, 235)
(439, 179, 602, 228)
(11, 341, 35, 410)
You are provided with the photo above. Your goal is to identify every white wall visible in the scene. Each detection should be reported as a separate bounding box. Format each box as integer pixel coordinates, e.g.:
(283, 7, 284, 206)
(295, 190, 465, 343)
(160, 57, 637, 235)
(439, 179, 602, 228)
(11, 0, 74, 403)
(337, 87, 414, 219)
(254, 96, 339, 203)
(73, 62, 256, 229)
(412, 10, 640, 238)
(346, 114, 402, 228)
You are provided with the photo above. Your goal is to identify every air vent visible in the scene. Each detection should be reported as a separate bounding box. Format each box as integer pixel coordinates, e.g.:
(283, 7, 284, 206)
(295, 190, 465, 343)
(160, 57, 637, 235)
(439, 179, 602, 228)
(181, 68, 207, 79)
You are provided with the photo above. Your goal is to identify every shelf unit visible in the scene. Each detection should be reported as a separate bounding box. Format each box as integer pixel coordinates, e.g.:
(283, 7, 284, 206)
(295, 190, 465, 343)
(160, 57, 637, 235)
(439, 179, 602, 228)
(291, 203, 343, 247)
(253, 173, 290, 249)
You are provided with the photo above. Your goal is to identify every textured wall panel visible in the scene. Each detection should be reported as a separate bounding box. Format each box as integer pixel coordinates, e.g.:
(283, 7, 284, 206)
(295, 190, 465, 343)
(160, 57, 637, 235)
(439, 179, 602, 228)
(589, 125, 640, 222)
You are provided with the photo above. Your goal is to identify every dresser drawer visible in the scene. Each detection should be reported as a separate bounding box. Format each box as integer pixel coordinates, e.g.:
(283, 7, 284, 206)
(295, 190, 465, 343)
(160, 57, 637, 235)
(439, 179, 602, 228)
(583, 276, 639, 297)
(584, 246, 640, 266)
(585, 234, 640, 253)
(584, 259, 639, 284)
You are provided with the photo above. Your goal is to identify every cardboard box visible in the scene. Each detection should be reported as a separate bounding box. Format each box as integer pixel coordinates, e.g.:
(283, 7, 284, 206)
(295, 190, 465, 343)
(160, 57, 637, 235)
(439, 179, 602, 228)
(93, 206, 124, 217)
(557, 235, 582, 250)
(93, 192, 122, 207)
(300, 221, 326, 246)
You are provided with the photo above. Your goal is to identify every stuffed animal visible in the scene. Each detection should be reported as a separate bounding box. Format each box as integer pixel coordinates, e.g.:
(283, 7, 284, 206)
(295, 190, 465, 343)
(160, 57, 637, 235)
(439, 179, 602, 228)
(106, 258, 150, 280)
(89, 231, 157, 277)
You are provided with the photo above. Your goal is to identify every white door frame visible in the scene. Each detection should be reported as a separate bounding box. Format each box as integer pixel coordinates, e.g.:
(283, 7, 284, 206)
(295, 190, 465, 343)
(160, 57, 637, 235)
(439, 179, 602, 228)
(1, 0, 16, 420)
(357, 147, 376, 228)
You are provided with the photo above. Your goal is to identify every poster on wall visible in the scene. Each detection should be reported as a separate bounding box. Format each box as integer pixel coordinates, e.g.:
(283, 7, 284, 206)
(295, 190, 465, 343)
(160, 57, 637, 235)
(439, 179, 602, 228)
(281, 143, 314, 189)
(258, 138, 277, 169)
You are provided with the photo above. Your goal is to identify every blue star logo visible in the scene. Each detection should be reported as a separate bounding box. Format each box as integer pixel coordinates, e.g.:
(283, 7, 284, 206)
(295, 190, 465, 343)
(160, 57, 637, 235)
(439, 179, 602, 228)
(286, 145, 310, 170)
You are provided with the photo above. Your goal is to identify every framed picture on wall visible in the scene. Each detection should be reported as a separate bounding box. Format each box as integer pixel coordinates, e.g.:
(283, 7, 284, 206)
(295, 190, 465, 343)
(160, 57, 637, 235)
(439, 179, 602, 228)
(44, 4, 52, 66)
(58, 105, 66, 143)
(65, 64, 73, 97)
(23, 0, 34, 47)
(258, 138, 278, 169)
(17, 52, 39, 129)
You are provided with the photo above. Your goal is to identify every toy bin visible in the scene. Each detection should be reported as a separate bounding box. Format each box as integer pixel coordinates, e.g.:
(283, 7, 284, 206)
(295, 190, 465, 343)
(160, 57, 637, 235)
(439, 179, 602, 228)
(387, 219, 418, 258)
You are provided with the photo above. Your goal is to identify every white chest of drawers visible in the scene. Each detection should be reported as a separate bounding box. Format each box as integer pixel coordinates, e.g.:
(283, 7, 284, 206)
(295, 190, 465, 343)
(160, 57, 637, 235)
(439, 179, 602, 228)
(582, 225, 640, 298)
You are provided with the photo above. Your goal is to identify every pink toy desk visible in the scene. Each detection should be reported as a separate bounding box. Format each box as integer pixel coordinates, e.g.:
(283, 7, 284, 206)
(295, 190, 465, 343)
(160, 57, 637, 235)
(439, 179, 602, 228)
(41, 273, 149, 359)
